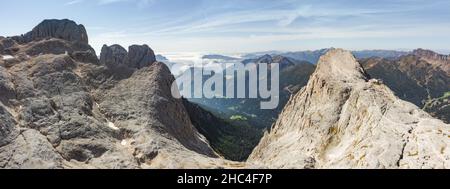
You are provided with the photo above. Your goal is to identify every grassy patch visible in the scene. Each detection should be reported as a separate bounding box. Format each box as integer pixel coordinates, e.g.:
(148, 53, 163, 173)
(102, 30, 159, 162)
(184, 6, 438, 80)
(230, 115, 248, 121)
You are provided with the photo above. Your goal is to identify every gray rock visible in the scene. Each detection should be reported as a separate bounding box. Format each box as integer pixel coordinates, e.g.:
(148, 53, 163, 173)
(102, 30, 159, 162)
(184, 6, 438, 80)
(0, 66, 16, 104)
(12, 19, 88, 44)
(127, 45, 156, 69)
(24, 39, 98, 64)
(0, 103, 18, 148)
(100, 44, 156, 69)
(0, 129, 64, 169)
(0, 37, 18, 55)
(99, 44, 128, 68)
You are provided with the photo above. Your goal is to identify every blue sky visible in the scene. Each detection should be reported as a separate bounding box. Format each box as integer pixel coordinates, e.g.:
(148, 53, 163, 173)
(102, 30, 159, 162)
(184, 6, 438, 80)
(1, 0, 450, 54)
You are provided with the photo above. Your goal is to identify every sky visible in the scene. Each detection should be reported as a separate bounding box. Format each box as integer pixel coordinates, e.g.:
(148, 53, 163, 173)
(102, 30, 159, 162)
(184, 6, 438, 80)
(1, 0, 450, 55)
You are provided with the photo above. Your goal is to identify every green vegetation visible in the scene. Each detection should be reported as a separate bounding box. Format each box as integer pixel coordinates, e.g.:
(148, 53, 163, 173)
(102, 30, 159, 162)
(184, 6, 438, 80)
(230, 115, 248, 121)
(442, 91, 450, 99)
(183, 100, 263, 161)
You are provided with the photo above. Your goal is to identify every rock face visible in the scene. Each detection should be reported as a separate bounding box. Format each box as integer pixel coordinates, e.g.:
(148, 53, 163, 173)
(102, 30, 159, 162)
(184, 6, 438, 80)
(127, 45, 156, 69)
(12, 19, 88, 44)
(99, 45, 128, 68)
(249, 49, 450, 169)
(100, 44, 156, 69)
(0, 19, 240, 169)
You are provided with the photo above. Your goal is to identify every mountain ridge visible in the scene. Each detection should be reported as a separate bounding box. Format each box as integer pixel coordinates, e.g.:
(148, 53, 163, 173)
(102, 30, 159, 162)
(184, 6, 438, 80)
(249, 49, 449, 169)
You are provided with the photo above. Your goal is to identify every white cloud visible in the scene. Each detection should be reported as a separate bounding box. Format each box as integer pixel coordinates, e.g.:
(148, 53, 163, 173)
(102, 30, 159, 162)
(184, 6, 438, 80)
(65, 0, 84, 6)
(97, 0, 154, 7)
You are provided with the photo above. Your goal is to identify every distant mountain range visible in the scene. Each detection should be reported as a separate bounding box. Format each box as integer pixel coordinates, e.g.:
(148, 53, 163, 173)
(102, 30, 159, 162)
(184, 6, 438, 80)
(202, 54, 240, 61)
(240, 49, 409, 64)
(196, 49, 409, 66)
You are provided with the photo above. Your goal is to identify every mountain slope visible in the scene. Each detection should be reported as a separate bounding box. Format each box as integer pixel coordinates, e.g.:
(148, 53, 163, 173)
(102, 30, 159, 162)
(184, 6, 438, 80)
(249, 49, 450, 169)
(183, 100, 262, 161)
(188, 55, 316, 129)
(360, 49, 450, 123)
(0, 19, 239, 169)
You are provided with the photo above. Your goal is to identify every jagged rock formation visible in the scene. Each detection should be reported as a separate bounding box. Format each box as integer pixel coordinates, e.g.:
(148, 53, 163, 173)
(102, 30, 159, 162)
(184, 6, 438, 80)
(127, 45, 156, 69)
(249, 49, 450, 169)
(1, 21, 97, 64)
(12, 19, 88, 44)
(0, 19, 242, 169)
(100, 44, 156, 69)
(99, 44, 128, 68)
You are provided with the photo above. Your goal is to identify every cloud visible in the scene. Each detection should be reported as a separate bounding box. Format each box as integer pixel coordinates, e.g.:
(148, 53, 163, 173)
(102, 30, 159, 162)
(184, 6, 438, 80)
(97, 0, 154, 7)
(65, 0, 84, 6)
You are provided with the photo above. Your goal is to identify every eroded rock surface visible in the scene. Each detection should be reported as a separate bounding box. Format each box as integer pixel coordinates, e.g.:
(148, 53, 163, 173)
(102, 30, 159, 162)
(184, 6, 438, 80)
(249, 49, 450, 169)
(0, 19, 240, 169)
(12, 19, 88, 44)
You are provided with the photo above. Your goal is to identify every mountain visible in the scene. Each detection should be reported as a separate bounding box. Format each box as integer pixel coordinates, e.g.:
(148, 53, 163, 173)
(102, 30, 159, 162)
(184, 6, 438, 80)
(0, 19, 240, 169)
(11, 19, 89, 44)
(242, 54, 297, 69)
(242, 49, 409, 64)
(202, 54, 239, 61)
(249, 49, 449, 169)
(412, 48, 450, 75)
(278, 49, 331, 64)
(156, 54, 169, 62)
(187, 55, 315, 129)
(353, 50, 409, 59)
(360, 49, 450, 123)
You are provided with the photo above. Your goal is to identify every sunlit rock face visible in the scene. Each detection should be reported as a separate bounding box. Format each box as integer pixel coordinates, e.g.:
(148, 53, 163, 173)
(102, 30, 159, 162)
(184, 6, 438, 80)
(250, 49, 450, 169)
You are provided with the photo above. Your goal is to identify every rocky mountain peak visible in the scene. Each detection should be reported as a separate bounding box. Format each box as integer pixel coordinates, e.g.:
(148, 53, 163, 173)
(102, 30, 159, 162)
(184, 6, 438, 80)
(12, 19, 88, 44)
(99, 44, 128, 68)
(100, 44, 156, 69)
(128, 44, 156, 69)
(314, 49, 369, 83)
(249, 49, 449, 169)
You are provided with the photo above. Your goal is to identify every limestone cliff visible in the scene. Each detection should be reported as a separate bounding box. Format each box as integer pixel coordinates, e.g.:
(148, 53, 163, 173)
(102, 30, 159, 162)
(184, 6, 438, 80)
(249, 49, 450, 169)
